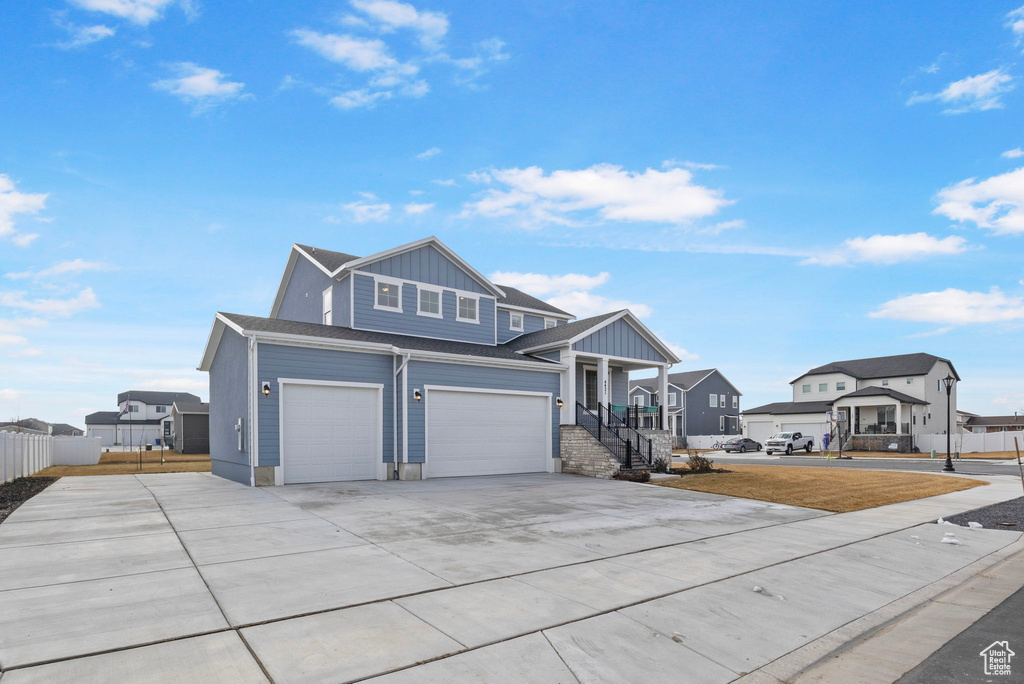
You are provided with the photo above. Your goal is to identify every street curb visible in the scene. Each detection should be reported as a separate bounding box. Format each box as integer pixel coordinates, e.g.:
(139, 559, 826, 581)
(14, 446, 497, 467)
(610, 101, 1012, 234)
(735, 535, 1024, 683)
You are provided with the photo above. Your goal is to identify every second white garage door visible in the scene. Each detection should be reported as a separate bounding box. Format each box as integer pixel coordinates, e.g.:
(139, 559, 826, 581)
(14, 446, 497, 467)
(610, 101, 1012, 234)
(746, 421, 774, 445)
(281, 381, 381, 484)
(426, 388, 550, 478)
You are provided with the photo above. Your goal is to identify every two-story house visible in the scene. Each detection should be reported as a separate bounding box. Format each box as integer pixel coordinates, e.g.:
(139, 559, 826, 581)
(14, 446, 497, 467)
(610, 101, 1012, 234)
(628, 369, 742, 445)
(742, 353, 959, 452)
(198, 236, 681, 485)
(85, 391, 201, 447)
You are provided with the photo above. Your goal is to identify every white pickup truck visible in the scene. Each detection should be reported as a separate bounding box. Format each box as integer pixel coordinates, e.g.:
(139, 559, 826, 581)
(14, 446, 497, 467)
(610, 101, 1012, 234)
(764, 431, 814, 455)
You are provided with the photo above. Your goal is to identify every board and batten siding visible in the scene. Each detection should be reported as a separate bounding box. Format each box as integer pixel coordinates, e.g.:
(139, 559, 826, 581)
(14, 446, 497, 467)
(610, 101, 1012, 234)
(405, 360, 561, 464)
(276, 255, 335, 324)
(572, 318, 667, 363)
(351, 273, 496, 345)
(575, 362, 629, 406)
(255, 343, 394, 468)
(362, 244, 490, 294)
(209, 327, 250, 484)
(496, 309, 547, 343)
(332, 276, 351, 326)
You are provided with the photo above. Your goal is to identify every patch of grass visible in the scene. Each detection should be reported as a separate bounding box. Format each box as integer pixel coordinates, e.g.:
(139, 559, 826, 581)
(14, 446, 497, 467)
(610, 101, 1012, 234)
(0, 477, 58, 523)
(849, 450, 1018, 460)
(655, 464, 986, 513)
(34, 451, 211, 477)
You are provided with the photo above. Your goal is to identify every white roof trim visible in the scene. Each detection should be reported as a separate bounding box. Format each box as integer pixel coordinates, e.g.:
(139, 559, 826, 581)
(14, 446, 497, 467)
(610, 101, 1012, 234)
(496, 302, 573, 320)
(197, 313, 245, 372)
(516, 310, 681, 364)
(335, 236, 506, 299)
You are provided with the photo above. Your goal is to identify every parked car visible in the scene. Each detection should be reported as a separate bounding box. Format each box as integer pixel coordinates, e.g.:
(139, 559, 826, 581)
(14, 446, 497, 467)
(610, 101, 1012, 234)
(723, 437, 761, 453)
(765, 432, 814, 455)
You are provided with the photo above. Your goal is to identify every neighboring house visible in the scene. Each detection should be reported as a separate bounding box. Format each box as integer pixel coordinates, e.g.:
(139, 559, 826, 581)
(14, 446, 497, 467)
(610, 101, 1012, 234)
(50, 423, 84, 437)
(0, 419, 83, 436)
(742, 353, 959, 450)
(965, 415, 1024, 433)
(198, 236, 680, 486)
(628, 369, 742, 444)
(86, 391, 202, 447)
(169, 402, 210, 453)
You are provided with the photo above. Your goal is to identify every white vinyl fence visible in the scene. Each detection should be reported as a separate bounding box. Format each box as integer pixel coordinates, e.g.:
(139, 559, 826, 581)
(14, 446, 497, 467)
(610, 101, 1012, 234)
(684, 434, 743, 449)
(917, 431, 1024, 455)
(1, 432, 53, 483)
(53, 436, 102, 466)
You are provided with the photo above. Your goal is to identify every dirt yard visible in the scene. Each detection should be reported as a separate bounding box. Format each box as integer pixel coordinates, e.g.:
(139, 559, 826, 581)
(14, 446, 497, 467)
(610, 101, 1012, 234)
(0, 477, 58, 523)
(657, 464, 985, 513)
(34, 450, 211, 477)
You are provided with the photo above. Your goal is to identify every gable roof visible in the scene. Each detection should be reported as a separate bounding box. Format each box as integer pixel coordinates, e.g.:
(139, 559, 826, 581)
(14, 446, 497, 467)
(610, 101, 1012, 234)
(50, 423, 83, 435)
(117, 391, 201, 406)
(493, 284, 572, 317)
(743, 400, 833, 416)
(173, 402, 209, 415)
(84, 411, 164, 426)
(629, 369, 741, 396)
(294, 244, 360, 273)
(506, 310, 681, 365)
(794, 353, 959, 383)
(836, 386, 926, 404)
(967, 415, 1024, 427)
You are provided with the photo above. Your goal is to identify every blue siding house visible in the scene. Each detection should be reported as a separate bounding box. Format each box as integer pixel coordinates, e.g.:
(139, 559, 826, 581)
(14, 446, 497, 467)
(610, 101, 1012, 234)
(629, 369, 743, 445)
(199, 237, 681, 485)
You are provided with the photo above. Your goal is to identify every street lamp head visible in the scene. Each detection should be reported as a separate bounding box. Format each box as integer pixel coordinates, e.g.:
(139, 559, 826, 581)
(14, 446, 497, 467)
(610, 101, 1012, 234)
(942, 374, 956, 392)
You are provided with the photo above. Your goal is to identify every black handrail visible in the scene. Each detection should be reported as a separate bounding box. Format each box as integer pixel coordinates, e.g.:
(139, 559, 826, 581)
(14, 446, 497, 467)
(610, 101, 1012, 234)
(600, 405, 654, 467)
(576, 402, 652, 469)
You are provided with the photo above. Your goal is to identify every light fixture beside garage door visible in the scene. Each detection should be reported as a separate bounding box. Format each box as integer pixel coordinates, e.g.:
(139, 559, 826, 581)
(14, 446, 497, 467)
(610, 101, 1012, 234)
(413, 389, 422, 401)
(262, 381, 271, 397)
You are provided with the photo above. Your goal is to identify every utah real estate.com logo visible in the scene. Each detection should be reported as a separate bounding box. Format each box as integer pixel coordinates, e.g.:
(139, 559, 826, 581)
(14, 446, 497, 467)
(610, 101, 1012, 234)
(980, 641, 1015, 676)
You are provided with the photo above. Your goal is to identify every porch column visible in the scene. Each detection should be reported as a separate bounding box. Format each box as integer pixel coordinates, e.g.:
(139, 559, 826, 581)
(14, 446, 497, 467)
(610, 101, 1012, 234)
(895, 402, 903, 434)
(597, 357, 609, 407)
(658, 365, 669, 431)
(562, 351, 576, 425)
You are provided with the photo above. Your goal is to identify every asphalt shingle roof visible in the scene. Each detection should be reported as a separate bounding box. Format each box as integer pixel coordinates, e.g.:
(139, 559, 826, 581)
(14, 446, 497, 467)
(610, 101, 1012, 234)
(116, 391, 201, 406)
(173, 402, 210, 414)
(221, 313, 557, 364)
(295, 244, 360, 272)
(742, 401, 834, 416)
(85, 411, 165, 426)
(967, 415, 1024, 427)
(835, 386, 926, 404)
(797, 353, 958, 382)
(502, 311, 621, 351)
(630, 369, 718, 392)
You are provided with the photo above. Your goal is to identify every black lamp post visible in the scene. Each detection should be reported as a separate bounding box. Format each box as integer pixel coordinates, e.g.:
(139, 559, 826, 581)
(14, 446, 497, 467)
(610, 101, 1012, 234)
(942, 374, 956, 472)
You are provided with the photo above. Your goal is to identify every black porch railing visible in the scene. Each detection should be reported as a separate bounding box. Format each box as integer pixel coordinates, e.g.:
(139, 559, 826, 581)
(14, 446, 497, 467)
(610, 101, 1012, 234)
(608, 404, 665, 431)
(576, 402, 653, 469)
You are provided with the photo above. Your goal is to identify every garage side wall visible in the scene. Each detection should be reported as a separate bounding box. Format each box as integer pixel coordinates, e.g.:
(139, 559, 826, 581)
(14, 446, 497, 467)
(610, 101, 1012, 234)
(405, 361, 561, 464)
(209, 328, 250, 484)
(256, 343, 394, 467)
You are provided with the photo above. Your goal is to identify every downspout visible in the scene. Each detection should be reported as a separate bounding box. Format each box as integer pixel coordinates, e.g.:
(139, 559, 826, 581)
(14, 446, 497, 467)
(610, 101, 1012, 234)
(247, 336, 257, 487)
(393, 349, 411, 480)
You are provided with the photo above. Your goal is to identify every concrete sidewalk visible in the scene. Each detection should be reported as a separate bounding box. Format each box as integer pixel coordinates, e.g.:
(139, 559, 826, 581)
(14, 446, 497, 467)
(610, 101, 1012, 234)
(0, 472, 1021, 683)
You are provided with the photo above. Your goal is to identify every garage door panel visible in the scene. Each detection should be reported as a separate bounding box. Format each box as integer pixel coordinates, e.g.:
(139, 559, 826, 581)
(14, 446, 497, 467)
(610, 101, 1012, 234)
(427, 390, 549, 478)
(781, 423, 826, 440)
(746, 421, 773, 444)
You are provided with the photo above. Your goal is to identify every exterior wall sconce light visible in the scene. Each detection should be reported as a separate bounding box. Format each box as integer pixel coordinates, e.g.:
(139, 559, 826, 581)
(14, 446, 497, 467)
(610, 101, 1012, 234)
(556, 397, 564, 408)
(413, 389, 423, 402)
(262, 381, 271, 397)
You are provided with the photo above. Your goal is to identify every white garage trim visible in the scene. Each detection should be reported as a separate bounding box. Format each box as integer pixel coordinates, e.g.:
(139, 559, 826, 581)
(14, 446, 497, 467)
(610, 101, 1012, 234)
(275, 378, 386, 485)
(422, 385, 554, 479)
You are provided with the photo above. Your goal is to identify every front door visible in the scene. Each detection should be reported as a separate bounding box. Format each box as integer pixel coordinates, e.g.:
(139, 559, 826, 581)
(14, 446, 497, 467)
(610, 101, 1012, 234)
(584, 369, 598, 409)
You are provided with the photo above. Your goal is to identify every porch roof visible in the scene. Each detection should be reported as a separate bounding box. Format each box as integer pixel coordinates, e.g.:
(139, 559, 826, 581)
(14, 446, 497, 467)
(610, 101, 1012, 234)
(834, 386, 925, 404)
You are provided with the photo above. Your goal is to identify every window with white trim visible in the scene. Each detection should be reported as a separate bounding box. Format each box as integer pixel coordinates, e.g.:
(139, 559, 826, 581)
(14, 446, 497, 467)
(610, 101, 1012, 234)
(668, 393, 677, 407)
(322, 287, 333, 325)
(126, 405, 138, 413)
(819, 383, 827, 392)
(836, 381, 846, 391)
(719, 394, 725, 408)
(719, 415, 725, 431)
(709, 393, 717, 407)
(633, 394, 644, 406)
(457, 295, 478, 323)
(732, 396, 738, 409)
(544, 318, 556, 329)
(375, 280, 401, 311)
(509, 313, 523, 331)
(156, 406, 166, 413)
(417, 287, 441, 317)
(882, 379, 889, 386)
(906, 377, 913, 384)
(802, 384, 811, 393)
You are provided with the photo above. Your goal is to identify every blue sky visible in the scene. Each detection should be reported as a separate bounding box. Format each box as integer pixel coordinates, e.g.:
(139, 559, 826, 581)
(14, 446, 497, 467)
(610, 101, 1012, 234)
(2, 0, 1024, 428)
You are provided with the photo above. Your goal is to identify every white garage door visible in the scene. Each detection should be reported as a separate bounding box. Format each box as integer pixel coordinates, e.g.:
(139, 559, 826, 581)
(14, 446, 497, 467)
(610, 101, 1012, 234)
(781, 423, 827, 442)
(281, 382, 380, 484)
(90, 428, 115, 446)
(427, 389, 550, 478)
(746, 421, 773, 444)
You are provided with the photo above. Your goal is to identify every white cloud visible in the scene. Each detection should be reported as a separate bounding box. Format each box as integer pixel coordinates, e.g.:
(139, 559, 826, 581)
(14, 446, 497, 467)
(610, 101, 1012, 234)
(432, 178, 456, 186)
(330, 89, 392, 109)
(0, 288, 100, 317)
(0, 175, 48, 245)
(933, 167, 1024, 235)
(804, 232, 969, 265)
(342, 200, 391, 223)
(661, 159, 724, 171)
(416, 147, 440, 160)
(1003, 148, 1024, 159)
(488, 271, 610, 296)
(291, 29, 414, 74)
(53, 13, 116, 50)
(349, 0, 449, 50)
(403, 202, 434, 214)
(462, 164, 732, 229)
(0, 389, 20, 401)
(869, 287, 1024, 325)
(1007, 5, 1024, 47)
(662, 340, 699, 361)
(9, 348, 43, 358)
(69, 0, 179, 25)
(153, 63, 248, 112)
(907, 69, 1014, 114)
(547, 291, 652, 319)
(0, 334, 29, 347)
(5, 259, 113, 281)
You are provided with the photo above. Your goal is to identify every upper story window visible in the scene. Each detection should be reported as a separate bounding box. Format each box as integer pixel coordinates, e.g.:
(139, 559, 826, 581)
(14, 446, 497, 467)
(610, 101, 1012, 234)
(709, 393, 717, 407)
(375, 280, 401, 311)
(322, 287, 333, 325)
(836, 381, 846, 391)
(906, 377, 913, 384)
(882, 379, 889, 386)
(668, 393, 677, 407)
(417, 287, 442, 318)
(457, 295, 478, 323)
(126, 405, 139, 413)
(544, 318, 556, 329)
(819, 383, 827, 392)
(509, 313, 524, 331)
(719, 394, 725, 408)
(802, 384, 811, 393)
(155, 406, 165, 413)
(732, 396, 738, 409)
(633, 394, 644, 406)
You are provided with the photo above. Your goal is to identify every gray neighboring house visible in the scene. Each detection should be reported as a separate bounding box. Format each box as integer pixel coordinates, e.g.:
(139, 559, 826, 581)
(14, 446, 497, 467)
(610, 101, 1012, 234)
(965, 415, 1024, 434)
(0, 419, 83, 436)
(169, 402, 210, 454)
(629, 369, 742, 445)
(86, 391, 202, 447)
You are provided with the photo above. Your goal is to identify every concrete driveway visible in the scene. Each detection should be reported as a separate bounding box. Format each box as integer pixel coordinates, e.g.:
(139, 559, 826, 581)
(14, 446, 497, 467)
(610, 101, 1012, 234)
(0, 472, 1021, 683)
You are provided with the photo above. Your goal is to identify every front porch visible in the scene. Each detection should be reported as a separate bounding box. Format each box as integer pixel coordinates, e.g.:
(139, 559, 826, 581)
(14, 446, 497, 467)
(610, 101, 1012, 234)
(830, 390, 926, 452)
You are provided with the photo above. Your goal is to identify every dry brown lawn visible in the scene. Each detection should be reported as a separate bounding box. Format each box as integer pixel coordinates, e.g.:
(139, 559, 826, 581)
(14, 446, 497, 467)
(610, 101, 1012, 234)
(32, 450, 211, 477)
(657, 464, 985, 513)
(848, 450, 1017, 460)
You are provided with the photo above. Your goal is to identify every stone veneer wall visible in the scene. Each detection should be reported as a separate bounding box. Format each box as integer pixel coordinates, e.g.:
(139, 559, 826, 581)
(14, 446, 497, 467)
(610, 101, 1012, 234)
(559, 426, 622, 479)
(637, 429, 673, 465)
(849, 434, 914, 453)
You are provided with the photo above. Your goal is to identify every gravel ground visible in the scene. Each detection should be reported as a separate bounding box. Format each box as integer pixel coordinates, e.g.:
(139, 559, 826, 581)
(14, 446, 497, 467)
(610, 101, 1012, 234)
(0, 477, 58, 524)
(945, 495, 1024, 531)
